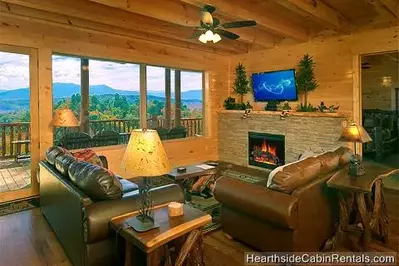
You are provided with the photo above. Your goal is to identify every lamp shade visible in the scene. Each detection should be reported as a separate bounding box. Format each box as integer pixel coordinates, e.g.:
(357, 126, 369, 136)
(52, 108, 79, 127)
(121, 129, 171, 178)
(338, 123, 372, 143)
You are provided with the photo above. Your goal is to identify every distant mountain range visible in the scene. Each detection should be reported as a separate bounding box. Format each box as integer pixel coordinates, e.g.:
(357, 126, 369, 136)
(0, 82, 202, 100)
(0, 83, 202, 113)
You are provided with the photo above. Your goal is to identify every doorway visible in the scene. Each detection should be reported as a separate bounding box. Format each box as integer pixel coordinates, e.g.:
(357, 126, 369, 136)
(361, 52, 399, 167)
(0, 44, 39, 203)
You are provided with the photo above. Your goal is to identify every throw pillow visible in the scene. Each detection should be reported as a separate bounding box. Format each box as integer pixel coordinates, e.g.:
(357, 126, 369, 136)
(45, 146, 72, 165)
(334, 146, 353, 166)
(316, 151, 339, 174)
(72, 148, 104, 167)
(68, 161, 123, 201)
(54, 153, 77, 177)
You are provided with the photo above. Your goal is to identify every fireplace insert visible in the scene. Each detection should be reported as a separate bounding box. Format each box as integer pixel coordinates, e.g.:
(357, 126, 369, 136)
(248, 132, 285, 169)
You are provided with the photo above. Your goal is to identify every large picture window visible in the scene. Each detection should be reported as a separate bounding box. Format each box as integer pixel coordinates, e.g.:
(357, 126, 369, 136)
(51, 54, 204, 148)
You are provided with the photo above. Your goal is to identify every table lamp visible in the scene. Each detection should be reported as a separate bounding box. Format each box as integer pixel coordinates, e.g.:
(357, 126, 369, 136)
(121, 129, 171, 232)
(52, 108, 80, 127)
(338, 123, 372, 176)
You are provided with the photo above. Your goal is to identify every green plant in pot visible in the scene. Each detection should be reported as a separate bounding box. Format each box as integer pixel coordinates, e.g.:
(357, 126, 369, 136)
(296, 54, 318, 112)
(233, 62, 250, 104)
(223, 96, 237, 110)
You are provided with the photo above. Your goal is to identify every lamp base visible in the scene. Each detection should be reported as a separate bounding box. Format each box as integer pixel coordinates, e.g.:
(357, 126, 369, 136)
(125, 215, 160, 232)
(348, 154, 366, 176)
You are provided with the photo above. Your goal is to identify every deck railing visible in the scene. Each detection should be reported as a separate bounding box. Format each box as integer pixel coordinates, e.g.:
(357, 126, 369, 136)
(1, 118, 202, 160)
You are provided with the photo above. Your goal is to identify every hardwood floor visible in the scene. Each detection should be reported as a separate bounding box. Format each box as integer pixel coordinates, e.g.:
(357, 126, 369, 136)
(0, 189, 398, 266)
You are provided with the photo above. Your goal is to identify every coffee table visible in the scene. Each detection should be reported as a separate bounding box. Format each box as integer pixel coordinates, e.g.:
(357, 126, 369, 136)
(110, 204, 211, 266)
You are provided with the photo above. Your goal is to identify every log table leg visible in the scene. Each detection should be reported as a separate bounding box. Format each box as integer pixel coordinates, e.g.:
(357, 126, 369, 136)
(355, 193, 371, 250)
(125, 241, 133, 266)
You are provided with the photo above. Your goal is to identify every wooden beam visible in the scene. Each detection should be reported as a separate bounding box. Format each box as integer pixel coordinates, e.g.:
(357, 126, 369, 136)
(140, 64, 147, 129)
(88, 0, 276, 48)
(174, 70, 182, 127)
(179, 0, 308, 41)
(379, 0, 399, 18)
(277, 0, 348, 29)
(165, 68, 172, 130)
(0, 0, 248, 54)
(365, 0, 398, 19)
(80, 58, 90, 133)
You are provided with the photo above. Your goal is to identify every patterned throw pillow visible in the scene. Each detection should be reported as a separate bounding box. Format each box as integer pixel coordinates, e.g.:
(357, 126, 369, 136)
(72, 148, 104, 167)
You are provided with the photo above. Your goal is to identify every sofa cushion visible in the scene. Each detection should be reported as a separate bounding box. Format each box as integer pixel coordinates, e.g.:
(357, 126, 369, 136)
(269, 157, 321, 194)
(72, 148, 104, 167)
(45, 146, 71, 165)
(316, 151, 340, 174)
(68, 161, 123, 201)
(54, 153, 77, 177)
(334, 146, 353, 166)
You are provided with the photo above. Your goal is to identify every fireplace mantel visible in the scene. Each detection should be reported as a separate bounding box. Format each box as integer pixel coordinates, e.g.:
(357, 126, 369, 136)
(218, 111, 348, 168)
(218, 110, 348, 118)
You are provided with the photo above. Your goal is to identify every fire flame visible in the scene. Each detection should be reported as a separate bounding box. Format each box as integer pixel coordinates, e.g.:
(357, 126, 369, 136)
(261, 139, 277, 156)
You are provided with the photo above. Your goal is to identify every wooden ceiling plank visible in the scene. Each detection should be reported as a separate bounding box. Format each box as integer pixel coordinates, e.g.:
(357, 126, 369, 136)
(88, 0, 275, 48)
(379, 0, 399, 18)
(0, 2, 247, 55)
(179, 0, 309, 41)
(0, 0, 248, 54)
(277, 0, 348, 29)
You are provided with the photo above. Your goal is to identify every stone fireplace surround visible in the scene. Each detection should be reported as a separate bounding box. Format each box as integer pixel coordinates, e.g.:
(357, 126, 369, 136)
(218, 110, 347, 168)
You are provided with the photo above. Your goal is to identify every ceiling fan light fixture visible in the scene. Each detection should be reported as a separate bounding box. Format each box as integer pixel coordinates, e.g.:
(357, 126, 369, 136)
(205, 30, 214, 40)
(198, 34, 207, 43)
(212, 33, 221, 43)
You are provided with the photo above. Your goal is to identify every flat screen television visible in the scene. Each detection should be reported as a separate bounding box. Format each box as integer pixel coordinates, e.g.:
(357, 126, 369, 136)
(252, 69, 297, 101)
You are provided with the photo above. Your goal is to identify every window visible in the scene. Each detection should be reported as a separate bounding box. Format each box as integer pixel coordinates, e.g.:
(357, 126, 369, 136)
(51, 53, 204, 148)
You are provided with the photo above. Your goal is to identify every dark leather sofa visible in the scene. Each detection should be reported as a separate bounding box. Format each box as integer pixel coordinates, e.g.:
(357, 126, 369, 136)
(214, 147, 352, 251)
(39, 147, 184, 266)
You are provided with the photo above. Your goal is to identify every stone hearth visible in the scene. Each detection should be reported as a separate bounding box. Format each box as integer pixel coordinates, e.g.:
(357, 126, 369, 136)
(218, 111, 347, 167)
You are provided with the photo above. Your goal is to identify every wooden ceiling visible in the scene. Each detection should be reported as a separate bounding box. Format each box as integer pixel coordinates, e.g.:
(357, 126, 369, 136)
(0, 0, 398, 55)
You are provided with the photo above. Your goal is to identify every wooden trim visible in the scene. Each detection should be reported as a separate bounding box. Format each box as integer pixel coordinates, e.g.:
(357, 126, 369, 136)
(80, 58, 90, 133)
(379, 0, 398, 18)
(203, 72, 210, 137)
(352, 54, 363, 155)
(140, 64, 147, 129)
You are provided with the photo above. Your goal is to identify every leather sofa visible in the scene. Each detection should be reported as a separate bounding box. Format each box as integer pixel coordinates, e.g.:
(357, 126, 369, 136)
(214, 147, 352, 251)
(40, 147, 184, 266)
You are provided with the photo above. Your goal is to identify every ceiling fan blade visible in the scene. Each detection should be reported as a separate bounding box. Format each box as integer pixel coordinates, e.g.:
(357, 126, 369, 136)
(215, 29, 240, 40)
(203, 5, 216, 13)
(221, 20, 257, 28)
(213, 18, 220, 27)
(189, 30, 205, 39)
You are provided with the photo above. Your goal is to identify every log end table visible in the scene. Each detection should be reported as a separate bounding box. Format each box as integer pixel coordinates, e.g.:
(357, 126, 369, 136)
(324, 161, 399, 251)
(110, 203, 212, 266)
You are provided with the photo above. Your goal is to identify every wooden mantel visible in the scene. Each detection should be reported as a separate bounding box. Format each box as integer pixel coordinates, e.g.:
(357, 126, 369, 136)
(218, 110, 348, 118)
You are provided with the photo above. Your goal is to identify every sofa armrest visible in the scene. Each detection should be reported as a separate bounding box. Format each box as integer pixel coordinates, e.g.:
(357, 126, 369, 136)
(214, 177, 298, 229)
(84, 184, 184, 244)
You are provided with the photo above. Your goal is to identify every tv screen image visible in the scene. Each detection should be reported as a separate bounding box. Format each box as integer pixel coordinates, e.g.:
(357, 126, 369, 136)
(252, 69, 297, 101)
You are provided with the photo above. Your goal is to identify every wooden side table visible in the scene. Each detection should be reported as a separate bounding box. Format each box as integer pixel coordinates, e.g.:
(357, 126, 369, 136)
(324, 162, 398, 251)
(110, 204, 211, 266)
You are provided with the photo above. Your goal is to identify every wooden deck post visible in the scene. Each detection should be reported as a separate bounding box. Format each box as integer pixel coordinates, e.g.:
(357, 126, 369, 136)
(165, 68, 172, 129)
(80, 58, 90, 134)
(140, 64, 148, 129)
(174, 70, 181, 127)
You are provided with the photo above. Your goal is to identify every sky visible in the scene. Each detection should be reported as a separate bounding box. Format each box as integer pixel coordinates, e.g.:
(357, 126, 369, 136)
(0, 53, 203, 92)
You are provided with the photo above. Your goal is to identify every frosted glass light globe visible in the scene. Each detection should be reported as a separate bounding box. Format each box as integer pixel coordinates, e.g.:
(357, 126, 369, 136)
(205, 30, 214, 40)
(212, 33, 221, 43)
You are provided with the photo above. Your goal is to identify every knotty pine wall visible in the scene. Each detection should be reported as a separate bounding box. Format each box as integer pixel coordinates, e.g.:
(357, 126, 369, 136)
(230, 27, 399, 117)
(0, 15, 229, 177)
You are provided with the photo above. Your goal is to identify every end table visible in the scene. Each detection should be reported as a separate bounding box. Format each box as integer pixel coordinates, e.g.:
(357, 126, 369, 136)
(324, 161, 398, 251)
(110, 204, 211, 266)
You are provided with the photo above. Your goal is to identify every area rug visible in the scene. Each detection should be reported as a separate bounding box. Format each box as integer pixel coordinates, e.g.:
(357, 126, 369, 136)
(0, 197, 40, 217)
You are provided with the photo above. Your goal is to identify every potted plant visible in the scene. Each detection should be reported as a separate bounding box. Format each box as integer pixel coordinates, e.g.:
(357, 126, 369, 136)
(296, 54, 318, 111)
(233, 62, 250, 104)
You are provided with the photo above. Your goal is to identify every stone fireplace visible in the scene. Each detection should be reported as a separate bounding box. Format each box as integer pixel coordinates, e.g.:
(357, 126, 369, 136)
(248, 132, 285, 169)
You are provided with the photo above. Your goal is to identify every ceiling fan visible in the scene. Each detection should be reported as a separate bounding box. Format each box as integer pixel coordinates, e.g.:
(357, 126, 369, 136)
(190, 5, 257, 43)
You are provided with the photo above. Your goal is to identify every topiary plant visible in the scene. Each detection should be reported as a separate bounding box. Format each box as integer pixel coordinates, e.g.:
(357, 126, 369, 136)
(296, 54, 318, 107)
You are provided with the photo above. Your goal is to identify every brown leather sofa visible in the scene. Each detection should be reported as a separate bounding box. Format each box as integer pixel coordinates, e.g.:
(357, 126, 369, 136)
(40, 147, 184, 266)
(214, 147, 352, 251)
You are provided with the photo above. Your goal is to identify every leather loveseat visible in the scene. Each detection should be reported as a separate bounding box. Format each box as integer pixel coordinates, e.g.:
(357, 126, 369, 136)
(40, 147, 184, 266)
(214, 147, 352, 251)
